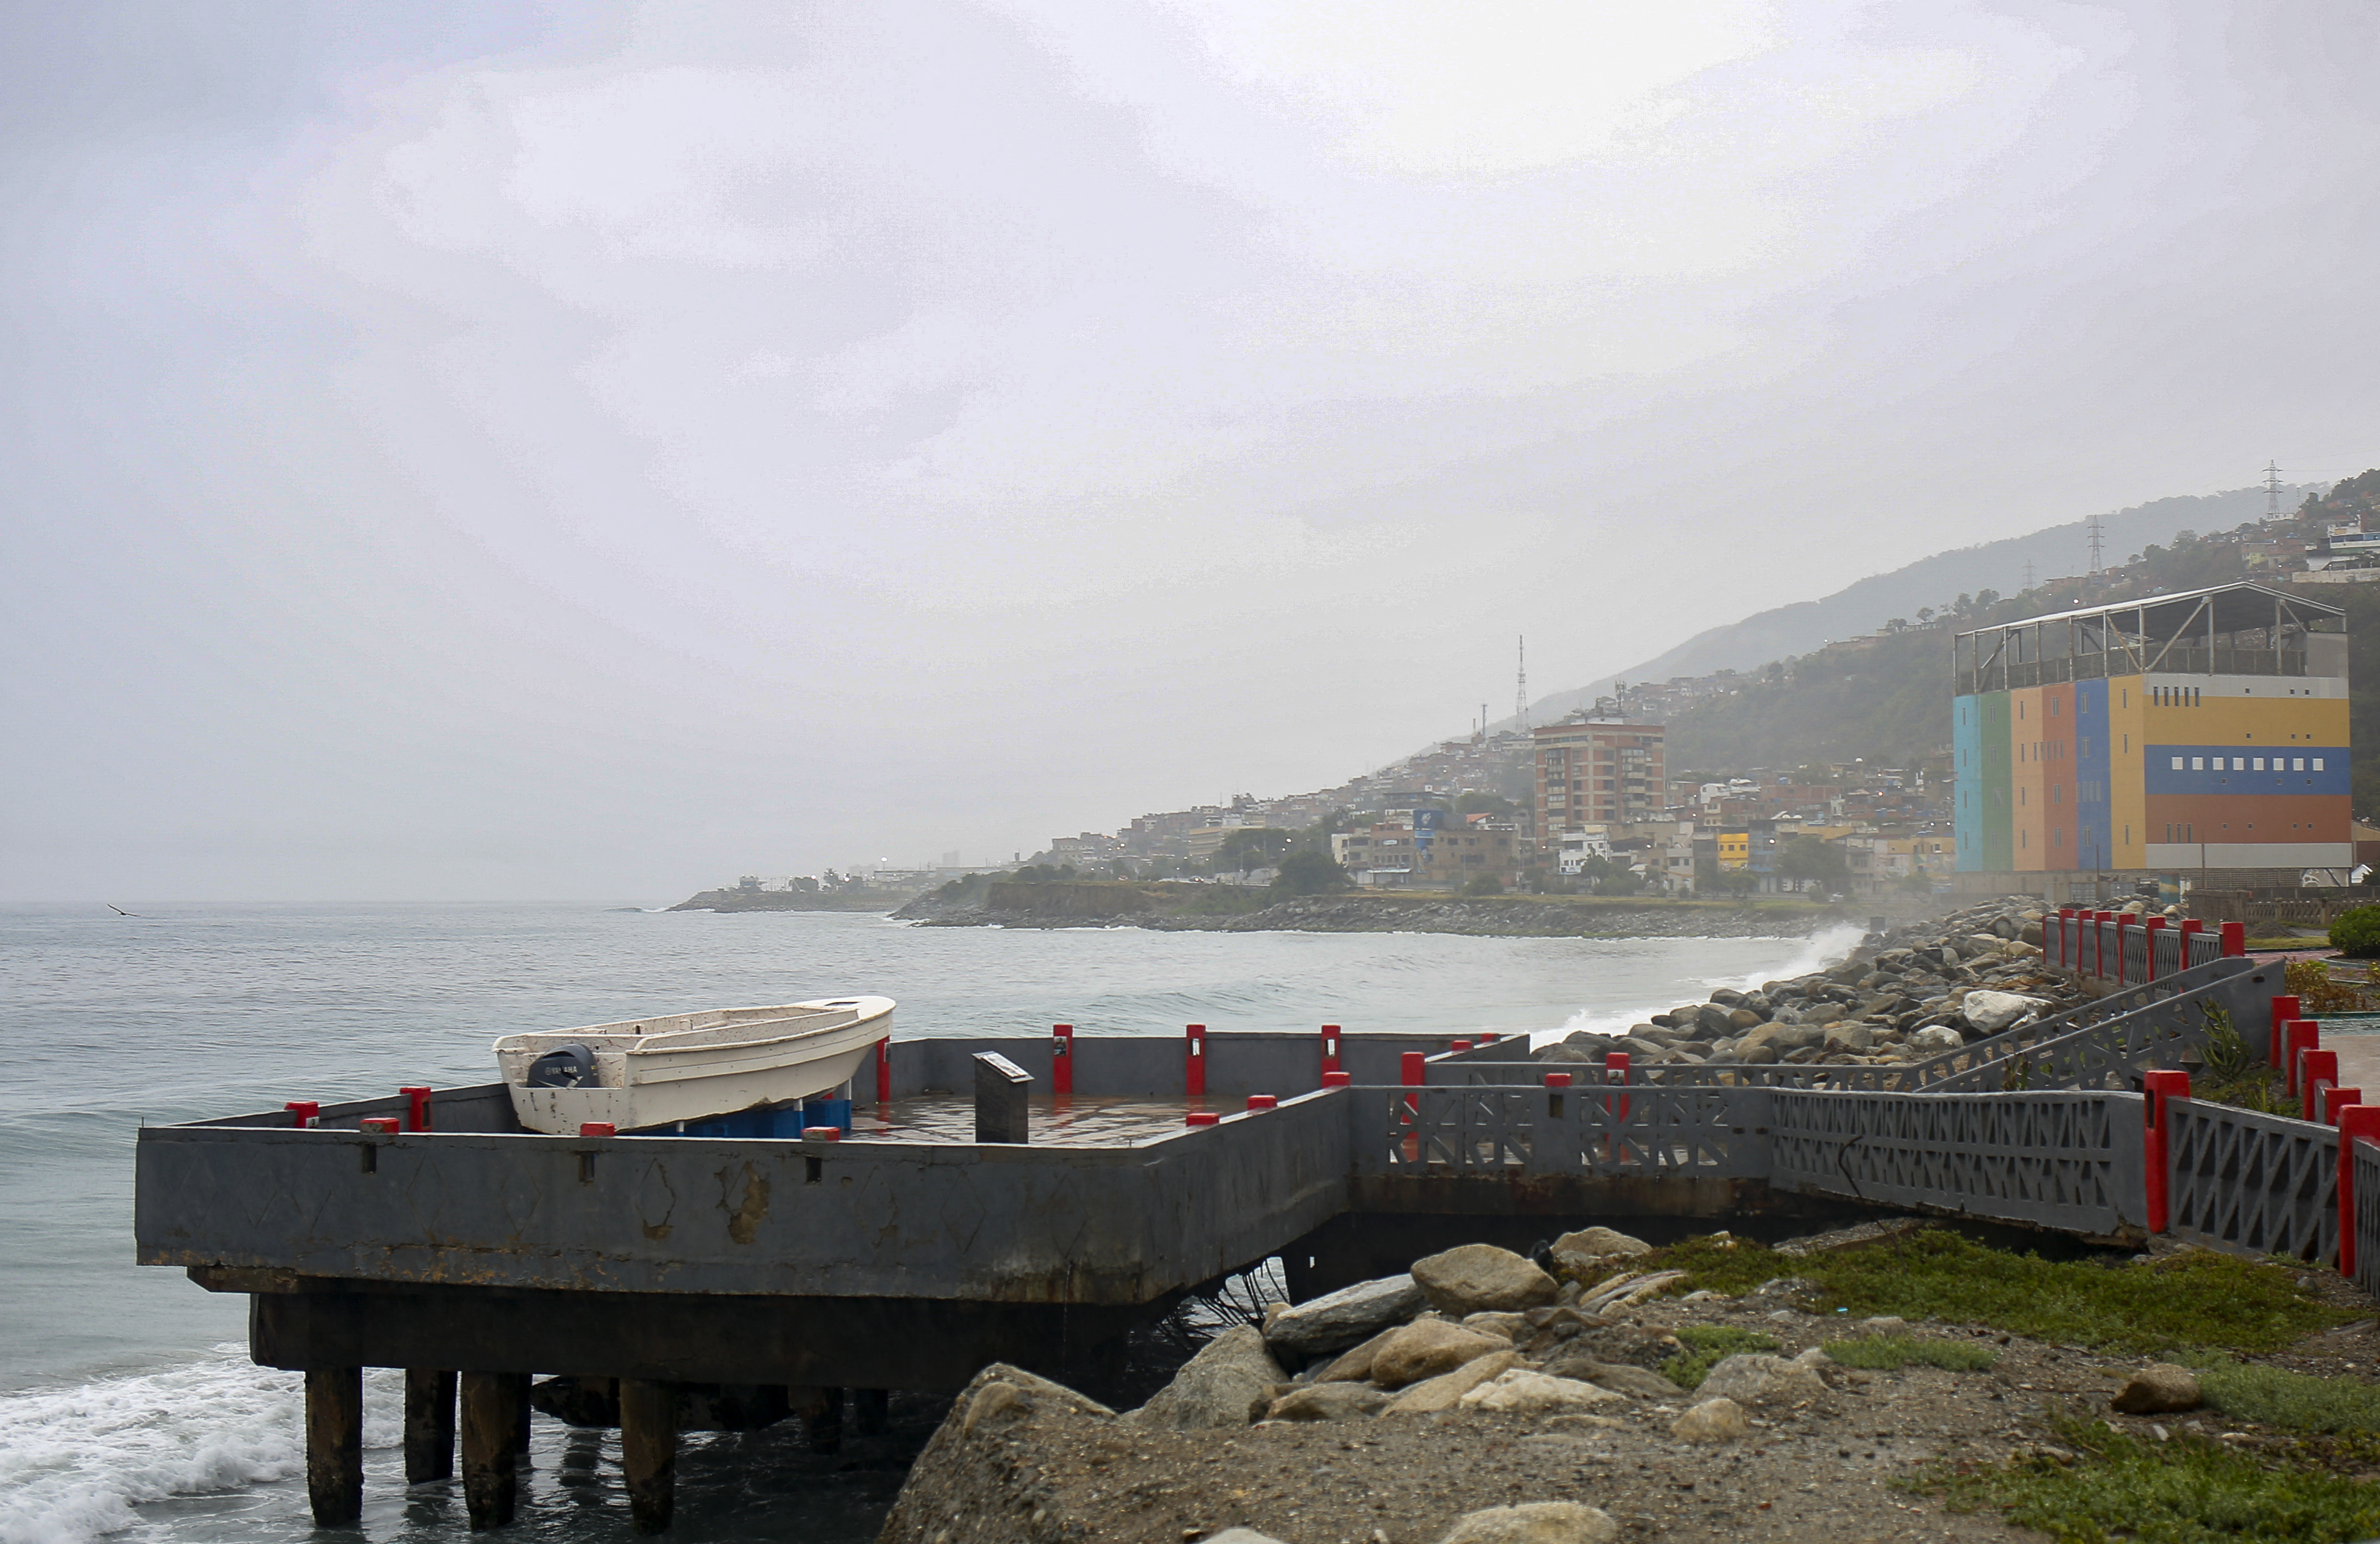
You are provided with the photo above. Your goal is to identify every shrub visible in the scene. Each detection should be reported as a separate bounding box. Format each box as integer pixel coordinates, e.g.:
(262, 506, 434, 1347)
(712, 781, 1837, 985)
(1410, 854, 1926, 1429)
(2327, 906, 2380, 958)
(1662, 1325, 1779, 1390)
(1462, 873, 1505, 896)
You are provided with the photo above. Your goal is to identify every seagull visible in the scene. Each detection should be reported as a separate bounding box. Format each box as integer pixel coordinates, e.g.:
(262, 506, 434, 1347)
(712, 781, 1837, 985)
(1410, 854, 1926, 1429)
(106, 904, 140, 917)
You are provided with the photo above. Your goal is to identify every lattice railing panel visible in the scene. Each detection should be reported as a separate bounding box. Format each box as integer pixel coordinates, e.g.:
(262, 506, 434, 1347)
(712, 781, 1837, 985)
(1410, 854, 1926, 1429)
(2355, 1138, 2380, 1297)
(2166, 1100, 2337, 1264)
(1768, 1089, 2142, 1235)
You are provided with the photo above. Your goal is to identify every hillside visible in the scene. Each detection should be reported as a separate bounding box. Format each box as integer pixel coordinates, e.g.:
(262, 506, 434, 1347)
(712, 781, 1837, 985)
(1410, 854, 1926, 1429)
(1517, 483, 2315, 730)
(1662, 482, 2380, 818)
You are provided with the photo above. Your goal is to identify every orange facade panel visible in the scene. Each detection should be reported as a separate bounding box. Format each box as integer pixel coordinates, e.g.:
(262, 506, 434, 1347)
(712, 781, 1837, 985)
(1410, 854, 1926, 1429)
(2141, 793, 2351, 843)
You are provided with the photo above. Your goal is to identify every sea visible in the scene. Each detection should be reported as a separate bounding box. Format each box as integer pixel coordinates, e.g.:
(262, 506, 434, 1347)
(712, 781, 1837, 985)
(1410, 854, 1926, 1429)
(0, 902, 1862, 1544)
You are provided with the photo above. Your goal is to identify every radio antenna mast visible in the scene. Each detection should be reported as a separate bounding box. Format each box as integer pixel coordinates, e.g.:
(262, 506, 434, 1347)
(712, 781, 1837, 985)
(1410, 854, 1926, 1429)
(2265, 460, 2283, 520)
(1514, 637, 1529, 732)
(2086, 514, 2105, 574)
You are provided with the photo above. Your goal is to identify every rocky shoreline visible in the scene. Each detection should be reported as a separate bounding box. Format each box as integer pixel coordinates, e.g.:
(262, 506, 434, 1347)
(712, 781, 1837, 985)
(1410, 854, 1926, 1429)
(893, 885, 1848, 941)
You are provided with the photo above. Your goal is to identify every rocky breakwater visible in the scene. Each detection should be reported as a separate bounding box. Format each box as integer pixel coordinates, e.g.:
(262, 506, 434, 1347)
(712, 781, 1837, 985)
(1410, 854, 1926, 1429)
(1532, 894, 2179, 1077)
(875, 1225, 2069, 1543)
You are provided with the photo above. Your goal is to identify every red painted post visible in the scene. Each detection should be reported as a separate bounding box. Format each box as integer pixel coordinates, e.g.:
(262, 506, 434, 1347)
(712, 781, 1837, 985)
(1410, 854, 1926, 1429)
(2179, 917, 2204, 967)
(1604, 1052, 1631, 1121)
(2220, 921, 2246, 957)
(2270, 995, 2302, 1069)
(578, 1122, 616, 1137)
(1186, 1024, 1207, 1098)
(1320, 1024, 1342, 1076)
(2326, 1086, 2363, 1127)
(874, 1037, 892, 1106)
(1450, 1039, 1473, 1053)
(360, 1117, 401, 1135)
(1050, 1024, 1074, 1097)
(1186, 1111, 1220, 1127)
(2304, 1050, 2340, 1121)
(2285, 1020, 2320, 1096)
(285, 1100, 320, 1129)
(804, 1125, 842, 1142)
(1246, 1094, 1277, 1111)
(401, 1086, 432, 1133)
(1543, 1072, 1574, 1087)
(2115, 913, 2136, 985)
(2143, 916, 2167, 980)
(1400, 1050, 1425, 1117)
(2142, 1069, 2190, 1234)
(1475, 1032, 1500, 1047)
(2340, 1105, 2380, 1275)
(1321, 1071, 1351, 1089)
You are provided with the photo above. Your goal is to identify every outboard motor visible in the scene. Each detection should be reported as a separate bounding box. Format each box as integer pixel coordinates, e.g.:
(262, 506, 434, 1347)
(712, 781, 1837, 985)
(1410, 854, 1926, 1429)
(526, 1043, 596, 1088)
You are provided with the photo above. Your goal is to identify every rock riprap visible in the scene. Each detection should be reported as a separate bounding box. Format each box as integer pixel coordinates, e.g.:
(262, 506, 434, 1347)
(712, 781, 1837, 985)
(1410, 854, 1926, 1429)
(1131, 1325, 1286, 1429)
(1412, 1243, 1561, 1315)
(1262, 1271, 1425, 1356)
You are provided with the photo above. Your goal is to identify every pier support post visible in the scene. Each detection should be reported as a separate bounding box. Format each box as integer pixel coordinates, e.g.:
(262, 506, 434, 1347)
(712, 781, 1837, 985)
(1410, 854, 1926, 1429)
(509, 1371, 533, 1463)
(619, 1378, 677, 1535)
(459, 1371, 520, 1530)
(853, 1387, 890, 1436)
(801, 1385, 845, 1454)
(403, 1368, 458, 1483)
(305, 1367, 364, 1526)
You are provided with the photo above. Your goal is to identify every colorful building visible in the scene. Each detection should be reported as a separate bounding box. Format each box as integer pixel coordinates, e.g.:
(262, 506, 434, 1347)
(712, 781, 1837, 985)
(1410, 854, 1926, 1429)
(1953, 583, 2350, 886)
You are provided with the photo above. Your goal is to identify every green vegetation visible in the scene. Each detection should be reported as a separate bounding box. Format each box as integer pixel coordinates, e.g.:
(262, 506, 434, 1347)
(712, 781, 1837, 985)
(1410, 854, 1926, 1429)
(2176, 1355, 2380, 1434)
(1644, 1229, 2349, 1355)
(1927, 1409, 2380, 1544)
(1661, 1325, 1780, 1390)
(1461, 872, 1505, 896)
(1821, 1334, 1998, 1372)
(2329, 905, 2380, 959)
(1269, 847, 1348, 896)
(2191, 1004, 2297, 1116)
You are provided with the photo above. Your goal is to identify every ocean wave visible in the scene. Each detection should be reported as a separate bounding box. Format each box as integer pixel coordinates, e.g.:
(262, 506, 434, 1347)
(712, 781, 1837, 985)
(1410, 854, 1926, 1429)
(1532, 924, 1865, 1048)
(0, 1350, 396, 1544)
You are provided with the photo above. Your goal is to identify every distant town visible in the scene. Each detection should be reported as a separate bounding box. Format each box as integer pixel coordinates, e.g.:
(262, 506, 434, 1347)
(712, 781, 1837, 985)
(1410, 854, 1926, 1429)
(723, 472, 2380, 909)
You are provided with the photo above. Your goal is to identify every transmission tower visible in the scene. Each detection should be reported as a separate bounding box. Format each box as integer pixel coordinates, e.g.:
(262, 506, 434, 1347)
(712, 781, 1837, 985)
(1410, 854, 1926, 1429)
(2022, 558, 2036, 589)
(2086, 514, 2105, 575)
(2265, 460, 2283, 520)
(1514, 637, 1529, 733)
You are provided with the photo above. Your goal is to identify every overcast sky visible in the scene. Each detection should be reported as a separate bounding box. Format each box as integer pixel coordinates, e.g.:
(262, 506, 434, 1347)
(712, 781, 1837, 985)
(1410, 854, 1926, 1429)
(5, 1, 2377, 901)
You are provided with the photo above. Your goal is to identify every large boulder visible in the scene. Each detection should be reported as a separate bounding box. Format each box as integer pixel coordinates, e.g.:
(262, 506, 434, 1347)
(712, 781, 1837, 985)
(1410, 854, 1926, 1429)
(1265, 1382, 1393, 1422)
(1131, 1325, 1286, 1429)
(1554, 1360, 1684, 1398)
(1908, 1025, 1965, 1055)
(1437, 1502, 1618, 1544)
(1263, 1273, 1425, 1356)
(1671, 1396, 1749, 1443)
(1456, 1369, 1625, 1415)
(1546, 1227, 1650, 1277)
(1695, 1351, 1828, 1407)
(1381, 1350, 1524, 1414)
(2110, 1363, 2203, 1414)
(1411, 1244, 1560, 1315)
(1370, 1320, 1517, 1388)
(1315, 1326, 1399, 1383)
(1962, 990, 2048, 1035)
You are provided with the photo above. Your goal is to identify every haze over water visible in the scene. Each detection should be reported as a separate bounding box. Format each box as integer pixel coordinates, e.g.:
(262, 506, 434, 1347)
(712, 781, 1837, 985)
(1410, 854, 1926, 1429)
(0, 904, 1854, 1543)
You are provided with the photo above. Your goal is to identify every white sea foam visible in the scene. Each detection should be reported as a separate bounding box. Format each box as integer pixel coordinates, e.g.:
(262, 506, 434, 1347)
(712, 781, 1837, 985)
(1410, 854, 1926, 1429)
(0, 1351, 398, 1544)
(1533, 923, 1867, 1048)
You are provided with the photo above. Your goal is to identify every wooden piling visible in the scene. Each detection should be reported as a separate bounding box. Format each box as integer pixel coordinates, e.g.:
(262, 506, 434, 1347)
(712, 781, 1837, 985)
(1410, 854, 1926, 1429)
(304, 1367, 364, 1526)
(853, 1387, 890, 1436)
(459, 1371, 519, 1530)
(403, 1368, 458, 1483)
(618, 1378, 677, 1535)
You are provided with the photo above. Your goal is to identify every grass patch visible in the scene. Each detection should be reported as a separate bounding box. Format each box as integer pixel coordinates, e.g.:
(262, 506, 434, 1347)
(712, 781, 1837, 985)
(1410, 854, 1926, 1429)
(1925, 1409, 2380, 1544)
(1823, 1334, 1998, 1372)
(2174, 1355, 2380, 1434)
(1662, 1325, 1779, 1390)
(1642, 1229, 2349, 1356)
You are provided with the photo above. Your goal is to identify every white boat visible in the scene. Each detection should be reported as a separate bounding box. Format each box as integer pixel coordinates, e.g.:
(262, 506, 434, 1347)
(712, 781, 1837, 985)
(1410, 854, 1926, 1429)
(494, 997, 894, 1135)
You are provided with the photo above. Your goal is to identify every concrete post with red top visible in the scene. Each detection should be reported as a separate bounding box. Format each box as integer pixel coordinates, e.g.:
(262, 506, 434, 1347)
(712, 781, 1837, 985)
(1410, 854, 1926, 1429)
(2179, 917, 2204, 967)
(2285, 1020, 2320, 1096)
(1050, 1025, 1074, 1097)
(2270, 995, 2302, 1069)
(2143, 1069, 2190, 1234)
(2220, 921, 2246, 957)
(402, 1087, 433, 1133)
(1185, 1024, 1207, 1098)
(286, 1101, 320, 1129)
(1245, 1095, 1277, 1112)
(2326, 1086, 2363, 1127)
(2338, 1105, 2380, 1275)
(2304, 1050, 2340, 1121)
(1321, 1071, 1350, 1089)
(1320, 1025, 1342, 1077)
(1400, 1050, 1425, 1118)
(1450, 1039, 1473, 1053)
(874, 1038, 892, 1106)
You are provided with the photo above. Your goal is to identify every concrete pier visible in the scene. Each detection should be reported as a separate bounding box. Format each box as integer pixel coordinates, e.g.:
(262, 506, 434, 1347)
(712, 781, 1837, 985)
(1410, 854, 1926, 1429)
(304, 1367, 362, 1525)
(459, 1371, 519, 1530)
(403, 1368, 456, 1483)
(618, 1379, 677, 1534)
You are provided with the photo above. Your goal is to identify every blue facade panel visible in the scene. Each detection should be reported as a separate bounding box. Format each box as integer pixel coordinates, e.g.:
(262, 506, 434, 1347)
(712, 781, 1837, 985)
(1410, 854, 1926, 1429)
(2075, 679, 2110, 871)
(1953, 695, 1982, 872)
(2142, 747, 2349, 797)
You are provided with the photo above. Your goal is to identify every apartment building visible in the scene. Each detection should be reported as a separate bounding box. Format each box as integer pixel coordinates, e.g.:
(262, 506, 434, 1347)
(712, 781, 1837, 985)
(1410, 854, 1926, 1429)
(1535, 718, 1666, 854)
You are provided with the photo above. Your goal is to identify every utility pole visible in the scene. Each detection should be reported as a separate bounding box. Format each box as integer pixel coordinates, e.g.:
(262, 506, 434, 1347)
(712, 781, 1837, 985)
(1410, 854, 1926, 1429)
(1514, 637, 1529, 733)
(2086, 514, 2105, 575)
(2265, 460, 2283, 520)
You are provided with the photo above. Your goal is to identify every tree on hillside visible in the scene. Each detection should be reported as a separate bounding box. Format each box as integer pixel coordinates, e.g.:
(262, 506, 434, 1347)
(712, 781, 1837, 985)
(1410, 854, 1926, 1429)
(1211, 827, 1295, 876)
(1454, 791, 1517, 816)
(1778, 834, 1849, 890)
(1271, 847, 1348, 896)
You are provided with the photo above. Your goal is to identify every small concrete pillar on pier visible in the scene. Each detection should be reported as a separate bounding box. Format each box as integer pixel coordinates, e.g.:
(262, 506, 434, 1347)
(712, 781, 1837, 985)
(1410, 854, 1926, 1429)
(459, 1371, 521, 1530)
(853, 1387, 889, 1436)
(403, 1368, 458, 1483)
(304, 1367, 365, 1526)
(795, 1384, 845, 1453)
(618, 1378, 678, 1535)
(973, 1052, 1032, 1144)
